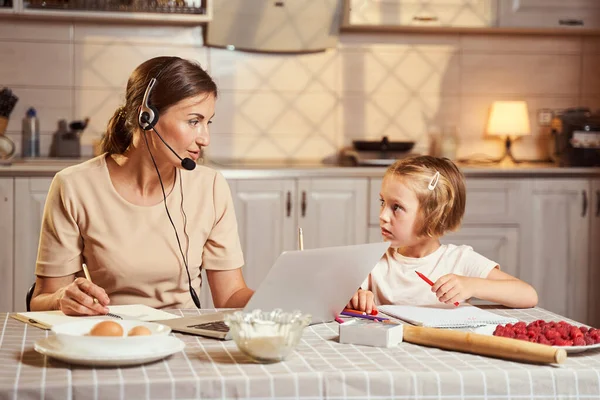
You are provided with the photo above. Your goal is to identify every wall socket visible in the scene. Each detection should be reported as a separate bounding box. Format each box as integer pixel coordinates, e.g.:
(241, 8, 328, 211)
(538, 109, 554, 126)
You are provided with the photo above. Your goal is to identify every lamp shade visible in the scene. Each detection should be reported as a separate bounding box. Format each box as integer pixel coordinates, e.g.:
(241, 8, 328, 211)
(486, 101, 531, 137)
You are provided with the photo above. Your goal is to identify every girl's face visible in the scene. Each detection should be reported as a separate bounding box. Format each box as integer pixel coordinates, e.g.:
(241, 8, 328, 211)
(151, 93, 215, 168)
(379, 175, 421, 248)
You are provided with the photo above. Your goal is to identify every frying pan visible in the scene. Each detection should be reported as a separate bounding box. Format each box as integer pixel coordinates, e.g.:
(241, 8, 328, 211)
(353, 136, 415, 152)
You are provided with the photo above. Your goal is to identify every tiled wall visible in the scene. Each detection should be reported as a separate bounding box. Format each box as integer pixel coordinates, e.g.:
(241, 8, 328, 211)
(1, 20, 599, 162)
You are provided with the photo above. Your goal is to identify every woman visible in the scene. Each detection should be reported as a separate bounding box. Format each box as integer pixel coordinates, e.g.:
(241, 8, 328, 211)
(30, 56, 254, 315)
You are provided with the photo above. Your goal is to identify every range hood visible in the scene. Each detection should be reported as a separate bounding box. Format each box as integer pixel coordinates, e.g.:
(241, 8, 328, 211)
(206, 0, 343, 53)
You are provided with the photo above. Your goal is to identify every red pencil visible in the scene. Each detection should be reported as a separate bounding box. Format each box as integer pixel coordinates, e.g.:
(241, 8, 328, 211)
(343, 307, 378, 316)
(415, 271, 459, 307)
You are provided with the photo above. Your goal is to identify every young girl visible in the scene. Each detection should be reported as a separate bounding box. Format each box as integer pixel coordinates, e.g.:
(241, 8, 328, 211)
(348, 155, 538, 314)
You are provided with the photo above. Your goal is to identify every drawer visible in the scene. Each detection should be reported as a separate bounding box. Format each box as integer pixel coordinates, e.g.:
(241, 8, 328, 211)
(463, 179, 526, 224)
(369, 177, 527, 225)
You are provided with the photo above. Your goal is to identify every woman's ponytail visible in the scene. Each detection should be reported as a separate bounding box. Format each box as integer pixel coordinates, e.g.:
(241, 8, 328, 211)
(101, 106, 132, 154)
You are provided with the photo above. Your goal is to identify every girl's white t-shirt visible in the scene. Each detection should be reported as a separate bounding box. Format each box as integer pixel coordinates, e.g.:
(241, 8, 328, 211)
(362, 244, 498, 306)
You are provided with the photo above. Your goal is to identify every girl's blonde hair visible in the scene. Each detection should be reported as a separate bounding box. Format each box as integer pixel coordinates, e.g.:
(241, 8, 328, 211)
(384, 155, 466, 237)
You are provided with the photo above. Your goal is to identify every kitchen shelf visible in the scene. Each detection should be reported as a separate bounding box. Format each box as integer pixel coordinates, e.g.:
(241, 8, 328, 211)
(341, 24, 600, 36)
(2, 0, 211, 23)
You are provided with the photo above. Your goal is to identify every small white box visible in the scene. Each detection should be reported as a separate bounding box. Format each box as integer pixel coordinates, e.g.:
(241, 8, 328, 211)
(338, 320, 404, 348)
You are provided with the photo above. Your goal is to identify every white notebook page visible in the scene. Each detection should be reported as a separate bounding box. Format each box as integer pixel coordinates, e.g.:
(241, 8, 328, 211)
(378, 304, 519, 328)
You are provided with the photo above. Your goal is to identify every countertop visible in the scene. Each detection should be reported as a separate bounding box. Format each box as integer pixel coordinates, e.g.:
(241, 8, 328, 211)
(2, 157, 600, 179)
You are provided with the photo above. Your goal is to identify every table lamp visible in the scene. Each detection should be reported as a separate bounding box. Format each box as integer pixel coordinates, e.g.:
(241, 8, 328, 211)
(486, 101, 531, 163)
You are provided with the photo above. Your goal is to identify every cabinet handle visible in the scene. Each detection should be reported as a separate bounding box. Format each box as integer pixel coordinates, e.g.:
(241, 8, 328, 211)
(582, 190, 588, 217)
(286, 191, 291, 218)
(559, 19, 584, 26)
(301, 191, 307, 217)
(596, 190, 600, 217)
(413, 15, 438, 22)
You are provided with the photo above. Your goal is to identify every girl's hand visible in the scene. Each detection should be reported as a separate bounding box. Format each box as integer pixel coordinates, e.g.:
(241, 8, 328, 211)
(346, 289, 377, 314)
(431, 274, 475, 305)
(58, 277, 110, 316)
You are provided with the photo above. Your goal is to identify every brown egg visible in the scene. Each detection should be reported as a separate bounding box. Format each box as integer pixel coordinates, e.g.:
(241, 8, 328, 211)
(89, 320, 124, 337)
(128, 325, 152, 337)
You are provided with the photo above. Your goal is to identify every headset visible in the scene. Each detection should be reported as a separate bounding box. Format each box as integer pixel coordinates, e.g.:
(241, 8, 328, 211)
(138, 77, 197, 171)
(137, 64, 202, 309)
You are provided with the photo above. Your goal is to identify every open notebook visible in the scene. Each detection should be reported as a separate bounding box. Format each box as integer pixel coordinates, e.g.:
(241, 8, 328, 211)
(11, 304, 179, 330)
(378, 304, 519, 328)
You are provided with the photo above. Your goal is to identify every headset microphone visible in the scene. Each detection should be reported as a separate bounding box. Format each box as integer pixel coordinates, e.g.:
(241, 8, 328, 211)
(139, 78, 196, 171)
(151, 127, 197, 171)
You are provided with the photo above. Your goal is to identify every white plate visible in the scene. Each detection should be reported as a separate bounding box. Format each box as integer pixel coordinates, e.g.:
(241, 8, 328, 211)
(474, 324, 600, 354)
(51, 319, 171, 353)
(34, 335, 185, 366)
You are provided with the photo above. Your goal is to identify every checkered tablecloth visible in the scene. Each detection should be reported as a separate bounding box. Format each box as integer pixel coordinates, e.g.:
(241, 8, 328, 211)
(1, 307, 600, 400)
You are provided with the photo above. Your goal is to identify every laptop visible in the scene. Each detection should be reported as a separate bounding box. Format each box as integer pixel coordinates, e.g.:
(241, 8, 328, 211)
(159, 241, 390, 340)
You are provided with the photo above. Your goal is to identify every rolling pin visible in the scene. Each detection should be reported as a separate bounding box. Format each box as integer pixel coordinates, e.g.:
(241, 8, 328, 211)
(403, 325, 567, 364)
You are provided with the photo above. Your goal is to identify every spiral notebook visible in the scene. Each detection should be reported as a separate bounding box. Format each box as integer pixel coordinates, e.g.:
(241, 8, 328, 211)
(378, 304, 519, 328)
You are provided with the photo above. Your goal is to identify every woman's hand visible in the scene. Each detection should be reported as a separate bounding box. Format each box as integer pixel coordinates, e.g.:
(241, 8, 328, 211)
(58, 277, 110, 316)
(431, 274, 475, 305)
(346, 289, 377, 314)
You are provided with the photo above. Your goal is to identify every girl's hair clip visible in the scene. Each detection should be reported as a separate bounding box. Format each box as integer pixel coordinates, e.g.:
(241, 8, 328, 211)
(428, 171, 440, 191)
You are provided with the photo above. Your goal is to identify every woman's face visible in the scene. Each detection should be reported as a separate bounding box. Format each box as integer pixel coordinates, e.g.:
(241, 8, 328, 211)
(150, 92, 215, 168)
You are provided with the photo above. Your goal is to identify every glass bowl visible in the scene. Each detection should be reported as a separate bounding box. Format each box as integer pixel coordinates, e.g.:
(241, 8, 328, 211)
(224, 309, 311, 363)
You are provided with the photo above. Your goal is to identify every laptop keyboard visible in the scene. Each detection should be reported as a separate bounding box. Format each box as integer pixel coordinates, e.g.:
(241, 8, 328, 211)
(187, 321, 230, 333)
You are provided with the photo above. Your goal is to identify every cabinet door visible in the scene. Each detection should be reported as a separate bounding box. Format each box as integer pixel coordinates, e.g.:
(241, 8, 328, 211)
(498, 0, 600, 29)
(0, 179, 13, 312)
(297, 178, 368, 249)
(14, 178, 52, 312)
(348, 0, 496, 27)
(442, 226, 519, 277)
(589, 179, 600, 328)
(231, 179, 296, 292)
(527, 179, 590, 324)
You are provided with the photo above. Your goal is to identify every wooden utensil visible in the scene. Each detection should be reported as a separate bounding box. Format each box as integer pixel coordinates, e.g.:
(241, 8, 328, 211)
(403, 325, 567, 364)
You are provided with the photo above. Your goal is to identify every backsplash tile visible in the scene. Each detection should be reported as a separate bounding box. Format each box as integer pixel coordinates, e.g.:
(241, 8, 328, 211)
(0, 21, 71, 42)
(73, 88, 123, 136)
(0, 42, 73, 87)
(74, 44, 208, 89)
(0, 20, 595, 162)
(340, 46, 460, 95)
(461, 35, 582, 54)
(581, 54, 600, 95)
(2, 88, 73, 134)
(461, 53, 580, 96)
(209, 48, 338, 93)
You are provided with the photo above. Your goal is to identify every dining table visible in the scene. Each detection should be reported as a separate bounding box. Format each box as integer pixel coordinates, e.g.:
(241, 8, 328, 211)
(1, 306, 600, 400)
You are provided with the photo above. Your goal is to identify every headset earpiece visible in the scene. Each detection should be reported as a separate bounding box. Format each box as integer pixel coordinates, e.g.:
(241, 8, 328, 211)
(138, 78, 159, 131)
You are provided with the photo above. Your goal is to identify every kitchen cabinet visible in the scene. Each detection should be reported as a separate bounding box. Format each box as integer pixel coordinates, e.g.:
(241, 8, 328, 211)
(589, 179, 600, 328)
(0, 179, 13, 312)
(346, 0, 496, 27)
(201, 177, 369, 309)
(3, 0, 211, 23)
(0, 1, 16, 14)
(498, 0, 600, 29)
(13, 177, 52, 312)
(229, 179, 296, 294)
(442, 227, 519, 277)
(526, 179, 590, 324)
